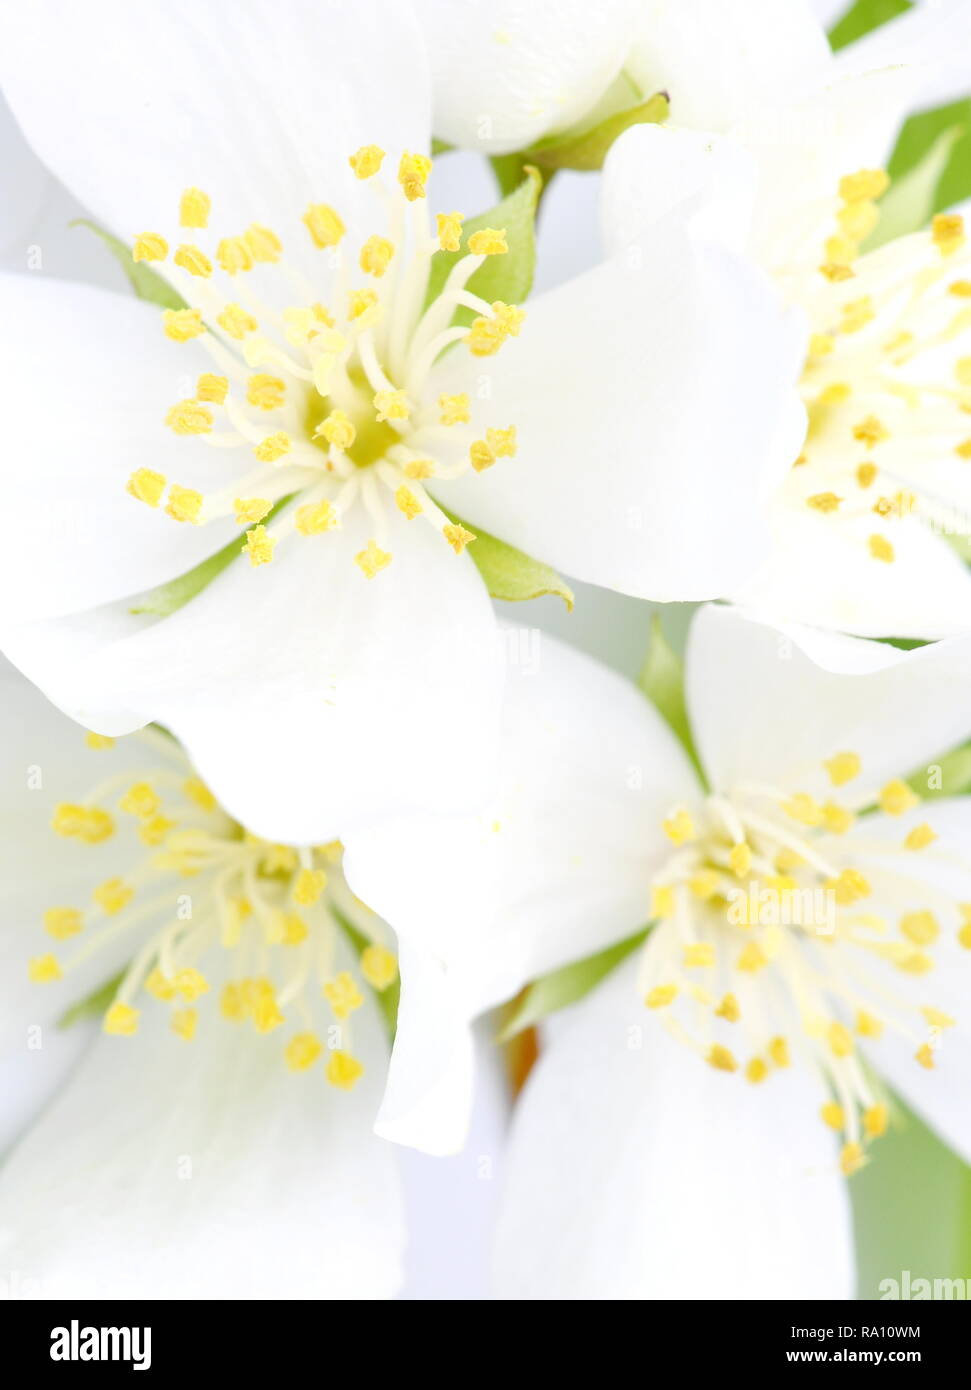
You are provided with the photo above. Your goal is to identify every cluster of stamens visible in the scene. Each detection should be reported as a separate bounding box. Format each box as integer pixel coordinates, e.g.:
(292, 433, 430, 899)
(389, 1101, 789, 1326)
(28, 730, 398, 1089)
(640, 748, 968, 1175)
(125, 147, 525, 578)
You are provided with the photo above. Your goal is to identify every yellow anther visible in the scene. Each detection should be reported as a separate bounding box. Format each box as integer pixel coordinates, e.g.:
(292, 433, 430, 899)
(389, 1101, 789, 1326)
(244, 223, 282, 263)
(84, 732, 114, 750)
(162, 308, 205, 342)
(165, 484, 204, 523)
(286, 1032, 323, 1071)
(120, 782, 160, 819)
(737, 941, 768, 973)
(126, 467, 167, 507)
(950, 279, 971, 297)
(469, 440, 496, 472)
(745, 1058, 769, 1084)
(348, 288, 379, 321)
(822, 801, 855, 834)
(183, 777, 216, 812)
(292, 867, 326, 907)
(44, 907, 83, 940)
(216, 236, 254, 275)
(782, 793, 824, 827)
(247, 374, 286, 410)
(922, 1006, 955, 1030)
(403, 458, 435, 479)
(932, 212, 965, 256)
(879, 779, 918, 816)
(853, 415, 888, 447)
(467, 227, 508, 256)
(915, 1042, 936, 1069)
(349, 144, 385, 179)
(485, 426, 517, 457)
(395, 485, 422, 519)
(768, 1036, 790, 1067)
(326, 1049, 364, 1090)
(373, 388, 410, 422)
(863, 1104, 888, 1138)
(254, 432, 290, 462)
(361, 945, 398, 991)
(242, 525, 275, 567)
(868, 533, 895, 563)
(234, 497, 273, 526)
(650, 884, 676, 919)
(174, 243, 212, 278)
(775, 848, 804, 873)
(809, 333, 834, 357)
(837, 201, 879, 242)
(165, 400, 213, 436)
(706, 1044, 738, 1073)
(171, 1009, 197, 1041)
(839, 169, 889, 203)
(260, 843, 298, 873)
(856, 462, 877, 488)
(28, 952, 62, 983)
(323, 971, 364, 1020)
(280, 913, 308, 946)
(360, 234, 394, 277)
(179, 187, 211, 228)
(841, 1141, 866, 1176)
(645, 983, 678, 1009)
(662, 807, 695, 846)
(52, 802, 115, 844)
(840, 295, 875, 333)
(715, 993, 740, 1022)
(303, 203, 346, 248)
(217, 303, 258, 339)
(355, 539, 392, 578)
(93, 878, 133, 916)
(103, 1001, 139, 1035)
(856, 1010, 883, 1038)
(466, 316, 510, 357)
(683, 943, 715, 968)
(824, 752, 861, 786)
(315, 409, 357, 450)
(439, 392, 470, 425)
(820, 261, 855, 283)
(398, 151, 432, 201)
(172, 968, 209, 1002)
(443, 522, 475, 554)
(955, 438, 971, 460)
(247, 978, 284, 1033)
(818, 383, 851, 405)
(436, 211, 464, 252)
(896, 948, 934, 975)
(132, 232, 168, 262)
(821, 1102, 845, 1130)
(807, 491, 841, 513)
(220, 982, 247, 1021)
(827, 1021, 854, 1058)
(295, 500, 339, 535)
(827, 868, 870, 905)
(728, 841, 752, 877)
(689, 869, 720, 900)
(139, 814, 174, 847)
(904, 823, 936, 851)
(145, 968, 176, 1001)
(900, 910, 939, 947)
(192, 374, 227, 407)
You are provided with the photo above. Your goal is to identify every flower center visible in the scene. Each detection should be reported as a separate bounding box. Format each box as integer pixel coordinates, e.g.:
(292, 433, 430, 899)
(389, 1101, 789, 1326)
(784, 170, 971, 568)
(642, 748, 966, 1174)
(28, 729, 398, 1089)
(125, 147, 525, 578)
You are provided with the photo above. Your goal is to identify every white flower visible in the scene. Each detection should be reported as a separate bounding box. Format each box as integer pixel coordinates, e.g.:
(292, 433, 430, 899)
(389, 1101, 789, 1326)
(344, 606, 971, 1292)
(0, 670, 405, 1298)
(0, 0, 795, 843)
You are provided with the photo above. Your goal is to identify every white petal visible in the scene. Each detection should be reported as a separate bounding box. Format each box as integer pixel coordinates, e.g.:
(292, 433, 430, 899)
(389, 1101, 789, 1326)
(731, 503, 971, 640)
(835, 0, 971, 109)
(0, 961, 404, 1298)
(413, 0, 636, 154)
(0, 273, 241, 624)
(4, 506, 503, 843)
(687, 603, 971, 801)
(627, 0, 831, 134)
(430, 208, 803, 601)
(0, 0, 430, 289)
(493, 958, 854, 1299)
(0, 90, 49, 256)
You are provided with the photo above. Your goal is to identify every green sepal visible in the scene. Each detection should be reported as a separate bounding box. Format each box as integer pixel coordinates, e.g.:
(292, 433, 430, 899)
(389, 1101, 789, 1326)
(71, 219, 186, 310)
(128, 495, 295, 618)
(422, 167, 541, 325)
(329, 904, 400, 1042)
(57, 968, 127, 1030)
(828, 0, 911, 51)
(638, 614, 706, 781)
(866, 125, 965, 251)
(525, 91, 670, 173)
(498, 926, 649, 1042)
(439, 506, 573, 610)
(906, 739, 971, 800)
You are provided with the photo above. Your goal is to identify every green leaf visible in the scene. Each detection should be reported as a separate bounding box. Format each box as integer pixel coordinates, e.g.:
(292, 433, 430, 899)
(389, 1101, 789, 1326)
(329, 904, 400, 1041)
(422, 167, 541, 325)
(57, 968, 127, 1029)
(638, 614, 705, 781)
(72, 219, 186, 310)
(129, 495, 294, 617)
(440, 507, 573, 609)
(866, 125, 965, 250)
(888, 99, 971, 216)
(828, 0, 911, 51)
(906, 739, 971, 800)
(526, 92, 670, 173)
(498, 927, 648, 1041)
